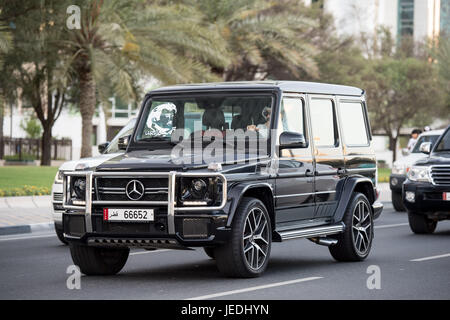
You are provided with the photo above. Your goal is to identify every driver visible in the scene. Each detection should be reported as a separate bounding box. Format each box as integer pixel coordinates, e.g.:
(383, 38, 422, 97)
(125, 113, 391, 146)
(247, 106, 271, 138)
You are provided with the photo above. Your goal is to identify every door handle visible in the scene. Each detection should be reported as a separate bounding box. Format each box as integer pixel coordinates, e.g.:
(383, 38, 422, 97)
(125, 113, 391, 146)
(337, 168, 346, 175)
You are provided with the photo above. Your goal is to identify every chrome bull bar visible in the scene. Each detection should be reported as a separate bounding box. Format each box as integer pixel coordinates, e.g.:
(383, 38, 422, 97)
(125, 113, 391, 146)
(62, 171, 227, 235)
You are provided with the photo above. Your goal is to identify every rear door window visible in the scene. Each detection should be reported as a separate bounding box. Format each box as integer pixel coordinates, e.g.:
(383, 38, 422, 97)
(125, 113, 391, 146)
(309, 98, 338, 147)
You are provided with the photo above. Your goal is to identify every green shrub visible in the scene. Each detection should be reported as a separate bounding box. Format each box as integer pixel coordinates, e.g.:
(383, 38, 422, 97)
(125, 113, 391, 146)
(0, 185, 51, 197)
(4, 153, 37, 161)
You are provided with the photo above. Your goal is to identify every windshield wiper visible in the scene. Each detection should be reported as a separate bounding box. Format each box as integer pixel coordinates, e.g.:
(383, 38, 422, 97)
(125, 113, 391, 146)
(138, 137, 177, 145)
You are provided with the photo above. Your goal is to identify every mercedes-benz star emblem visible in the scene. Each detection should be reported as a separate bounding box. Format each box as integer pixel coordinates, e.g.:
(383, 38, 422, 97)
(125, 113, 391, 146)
(125, 180, 145, 200)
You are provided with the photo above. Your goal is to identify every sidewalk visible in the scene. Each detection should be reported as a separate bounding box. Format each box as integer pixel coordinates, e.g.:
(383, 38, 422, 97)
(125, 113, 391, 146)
(0, 196, 53, 234)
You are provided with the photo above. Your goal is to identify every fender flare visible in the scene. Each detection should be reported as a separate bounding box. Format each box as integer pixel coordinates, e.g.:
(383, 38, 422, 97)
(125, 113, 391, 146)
(333, 176, 376, 223)
(225, 182, 274, 227)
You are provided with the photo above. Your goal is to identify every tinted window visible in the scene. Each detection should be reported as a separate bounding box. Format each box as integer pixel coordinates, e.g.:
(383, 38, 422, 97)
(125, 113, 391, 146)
(339, 101, 369, 146)
(136, 95, 273, 141)
(435, 130, 450, 152)
(310, 99, 337, 147)
(278, 98, 305, 135)
(411, 134, 440, 153)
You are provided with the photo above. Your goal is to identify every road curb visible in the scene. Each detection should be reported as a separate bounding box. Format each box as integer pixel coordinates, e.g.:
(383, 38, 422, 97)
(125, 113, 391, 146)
(0, 222, 54, 236)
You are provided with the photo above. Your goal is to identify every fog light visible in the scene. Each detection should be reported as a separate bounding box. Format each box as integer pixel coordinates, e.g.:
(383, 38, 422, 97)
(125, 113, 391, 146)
(391, 177, 398, 186)
(405, 191, 415, 203)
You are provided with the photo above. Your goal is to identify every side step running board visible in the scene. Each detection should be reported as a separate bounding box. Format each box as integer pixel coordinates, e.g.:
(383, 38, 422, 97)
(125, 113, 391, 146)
(278, 223, 345, 241)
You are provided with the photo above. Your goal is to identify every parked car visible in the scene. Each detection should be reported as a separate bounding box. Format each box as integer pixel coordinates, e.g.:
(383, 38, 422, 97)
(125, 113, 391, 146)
(52, 118, 136, 244)
(403, 125, 450, 234)
(390, 129, 444, 211)
(60, 81, 383, 278)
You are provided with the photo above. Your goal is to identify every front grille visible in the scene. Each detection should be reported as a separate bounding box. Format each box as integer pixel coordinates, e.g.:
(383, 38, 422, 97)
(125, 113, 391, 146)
(53, 192, 63, 202)
(430, 166, 450, 185)
(96, 177, 168, 202)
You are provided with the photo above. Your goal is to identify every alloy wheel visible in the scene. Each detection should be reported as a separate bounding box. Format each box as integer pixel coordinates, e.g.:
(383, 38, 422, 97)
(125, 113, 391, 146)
(242, 207, 270, 270)
(351, 200, 373, 256)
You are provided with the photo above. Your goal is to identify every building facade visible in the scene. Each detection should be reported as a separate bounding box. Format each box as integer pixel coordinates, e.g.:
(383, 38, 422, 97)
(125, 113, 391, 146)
(307, 0, 450, 42)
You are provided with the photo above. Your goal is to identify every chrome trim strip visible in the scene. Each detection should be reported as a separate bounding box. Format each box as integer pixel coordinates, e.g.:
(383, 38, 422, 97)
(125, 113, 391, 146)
(346, 168, 376, 173)
(279, 223, 345, 240)
(274, 190, 336, 198)
(92, 200, 168, 205)
(167, 171, 176, 234)
(275, 192, 314, 198)
(85, 172, 93, 233)
(315, 190, 336, 194)
(63, 233, 81, 240)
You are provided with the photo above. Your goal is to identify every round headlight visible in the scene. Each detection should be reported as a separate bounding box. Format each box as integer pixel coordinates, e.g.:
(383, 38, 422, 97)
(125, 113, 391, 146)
(73, 178, 86, 199)
(191, 179, 207, 197)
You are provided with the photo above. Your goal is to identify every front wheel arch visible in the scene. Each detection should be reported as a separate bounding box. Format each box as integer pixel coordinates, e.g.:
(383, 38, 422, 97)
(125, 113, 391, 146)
(226, 184, 275, 230)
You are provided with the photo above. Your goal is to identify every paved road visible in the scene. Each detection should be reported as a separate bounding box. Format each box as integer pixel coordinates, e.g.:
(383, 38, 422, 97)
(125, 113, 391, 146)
(0, 202, 449, 300)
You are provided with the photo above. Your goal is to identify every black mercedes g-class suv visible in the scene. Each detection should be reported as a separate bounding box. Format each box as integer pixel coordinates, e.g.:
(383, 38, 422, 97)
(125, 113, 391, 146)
(62, 81, 383, 278)
(403, 125, 450, 234)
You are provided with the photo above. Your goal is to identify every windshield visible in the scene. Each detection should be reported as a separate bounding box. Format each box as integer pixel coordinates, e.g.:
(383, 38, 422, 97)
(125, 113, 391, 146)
(135, 94, 273, 142)
(434, 129, 450, 152)
(104, 118, 136, 154)
(134, 94, 274, 163)
(411, 134, 440, 153)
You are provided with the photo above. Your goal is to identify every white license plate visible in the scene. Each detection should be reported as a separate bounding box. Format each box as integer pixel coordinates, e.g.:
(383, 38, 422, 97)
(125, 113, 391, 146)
(103, 208, 154, 222)
(444, 193, 450, 201)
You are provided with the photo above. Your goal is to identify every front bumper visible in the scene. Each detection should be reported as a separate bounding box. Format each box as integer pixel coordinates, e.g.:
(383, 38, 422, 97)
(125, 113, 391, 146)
(389, 174, 406, 192)
(402, 180, 450, 216)
(61, 170, 229, 248)
(63, 211, 232, 248)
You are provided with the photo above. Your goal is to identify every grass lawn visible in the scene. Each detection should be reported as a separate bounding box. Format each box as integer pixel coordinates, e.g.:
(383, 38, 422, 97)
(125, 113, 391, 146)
(0, 166, 58, 194)
(378, 167, 391, 183)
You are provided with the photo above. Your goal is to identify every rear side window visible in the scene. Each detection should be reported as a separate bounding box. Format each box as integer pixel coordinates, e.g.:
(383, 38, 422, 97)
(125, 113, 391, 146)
(309, 99, 338, 147)
(339, 101, 369, 146)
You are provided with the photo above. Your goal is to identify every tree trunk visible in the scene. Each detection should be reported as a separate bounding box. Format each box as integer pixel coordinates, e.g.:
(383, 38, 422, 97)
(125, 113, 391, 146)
(41, 124, 52, 166)
(389, 135, 398, 163)
(79, 71, 96, 158)
(0, 100, 4, 159)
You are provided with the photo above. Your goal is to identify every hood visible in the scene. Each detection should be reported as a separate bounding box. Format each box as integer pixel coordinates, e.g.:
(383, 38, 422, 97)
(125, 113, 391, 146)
(58, 152, 123, 171)
(96, 149, 266, 173)
(414, 151, 450, 166)
(394, 152, 427, 166)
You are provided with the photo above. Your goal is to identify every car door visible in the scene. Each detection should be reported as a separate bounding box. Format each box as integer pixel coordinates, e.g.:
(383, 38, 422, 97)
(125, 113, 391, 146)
(336, 98, 376, 185)
(275, 95, 315, 225)
(308, 95, 345, 219)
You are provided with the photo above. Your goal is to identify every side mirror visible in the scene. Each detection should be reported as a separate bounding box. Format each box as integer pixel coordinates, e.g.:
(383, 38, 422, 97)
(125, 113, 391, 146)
(419, 142, 431, 154)
(401, 148, 410, 156)
(98, 142, 109, 154)
(118, 135, 131, 150)
(279, 131, 307, 150)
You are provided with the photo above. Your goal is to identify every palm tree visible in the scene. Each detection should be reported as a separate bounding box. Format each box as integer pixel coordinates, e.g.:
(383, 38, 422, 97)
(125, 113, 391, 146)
(0, 22, 12, 69)
(195, 0, 320, 80)
(0, 22, 12, 159)
(65, 0, 229, 158)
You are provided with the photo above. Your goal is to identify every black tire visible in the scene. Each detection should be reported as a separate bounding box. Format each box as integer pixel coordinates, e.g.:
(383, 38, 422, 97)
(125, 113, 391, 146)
(69, 243, 129, 275)
(215, 197, 272, 278)
(391, 191, 406, 212)
(203, 247, 215, 259)
(408, 211, 437, 234)
(54, 223, 68, 245)
(329, 193, 374, 262)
